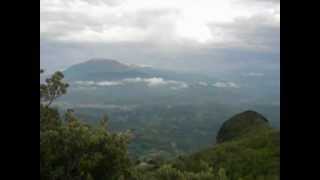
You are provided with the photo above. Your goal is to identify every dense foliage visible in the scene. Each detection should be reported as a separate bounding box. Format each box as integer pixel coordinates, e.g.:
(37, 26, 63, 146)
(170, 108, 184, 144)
(40, 71, 133, 180)
(170, 128, 279, 180)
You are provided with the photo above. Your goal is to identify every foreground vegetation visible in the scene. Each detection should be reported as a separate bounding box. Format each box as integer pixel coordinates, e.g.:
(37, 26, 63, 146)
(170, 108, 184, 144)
(40, 70, 279, 180)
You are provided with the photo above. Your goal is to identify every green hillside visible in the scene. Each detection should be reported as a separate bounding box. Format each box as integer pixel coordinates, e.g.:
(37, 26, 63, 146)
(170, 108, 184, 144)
(137, 111, 280, 180)
(216, 110, 270, 143)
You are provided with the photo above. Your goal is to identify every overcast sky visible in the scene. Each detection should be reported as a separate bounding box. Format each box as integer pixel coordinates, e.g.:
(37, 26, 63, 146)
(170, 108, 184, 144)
(40, 0, 280, 74)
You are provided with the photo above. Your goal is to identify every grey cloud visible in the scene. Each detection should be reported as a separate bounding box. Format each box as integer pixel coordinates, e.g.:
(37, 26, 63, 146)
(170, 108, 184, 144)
(130, 8, 180, 28)
(41, 11, 120, 39)
(208, 15, 279, 53)
(41, 6, 180, 42)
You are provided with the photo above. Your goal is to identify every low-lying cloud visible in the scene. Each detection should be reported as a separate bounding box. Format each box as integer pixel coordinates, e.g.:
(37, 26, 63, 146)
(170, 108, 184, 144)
(126, 77, 188, 88)
(75, 78, 241, 90)
(74, 77, 189, 89)
(96, 81, 124, 86)
(242, 72, 264, 77)
(198, 81, 208, 87)
(212, 82, 240, 88)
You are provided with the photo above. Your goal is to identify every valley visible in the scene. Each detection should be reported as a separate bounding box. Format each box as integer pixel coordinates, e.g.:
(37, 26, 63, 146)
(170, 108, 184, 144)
(52, 58, 280, 159)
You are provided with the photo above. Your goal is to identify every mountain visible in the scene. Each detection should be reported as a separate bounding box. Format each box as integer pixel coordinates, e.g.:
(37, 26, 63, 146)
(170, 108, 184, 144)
(63, 58, 214, 82)
(63, 58, 150, 81)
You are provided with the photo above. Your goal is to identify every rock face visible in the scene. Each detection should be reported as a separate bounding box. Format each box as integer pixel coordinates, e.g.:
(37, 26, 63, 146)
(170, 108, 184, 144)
(216, 110, 269, 143)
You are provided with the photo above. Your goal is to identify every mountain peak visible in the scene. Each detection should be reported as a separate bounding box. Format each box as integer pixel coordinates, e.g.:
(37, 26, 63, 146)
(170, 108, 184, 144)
(63, 58, 151, 81)
(83, 58, 128, 66)
(65, 58, 133, 73)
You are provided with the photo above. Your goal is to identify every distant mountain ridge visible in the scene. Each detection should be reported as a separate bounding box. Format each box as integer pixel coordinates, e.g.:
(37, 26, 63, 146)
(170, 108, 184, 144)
(63, 58, 150, 81)
(77, 58, 135, 72)
(63, 58, 212, 82)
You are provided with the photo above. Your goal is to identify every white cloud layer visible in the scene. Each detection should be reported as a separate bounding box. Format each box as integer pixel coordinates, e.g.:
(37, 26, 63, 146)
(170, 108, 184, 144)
(96, 81, 124, 86)
(212, 82, 240, 88)
(75, 78, 243, 90)
(74, 77, 189, 89)
(198, 81, 208, 87)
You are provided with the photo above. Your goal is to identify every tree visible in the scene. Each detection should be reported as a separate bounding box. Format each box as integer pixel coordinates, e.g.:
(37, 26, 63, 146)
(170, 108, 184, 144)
(40, 118, 132, 180)
(40, 70, 69, 107)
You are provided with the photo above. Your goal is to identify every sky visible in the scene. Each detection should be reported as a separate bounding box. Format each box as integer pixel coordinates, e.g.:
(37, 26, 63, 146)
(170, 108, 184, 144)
(40, 0, 280, 74)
